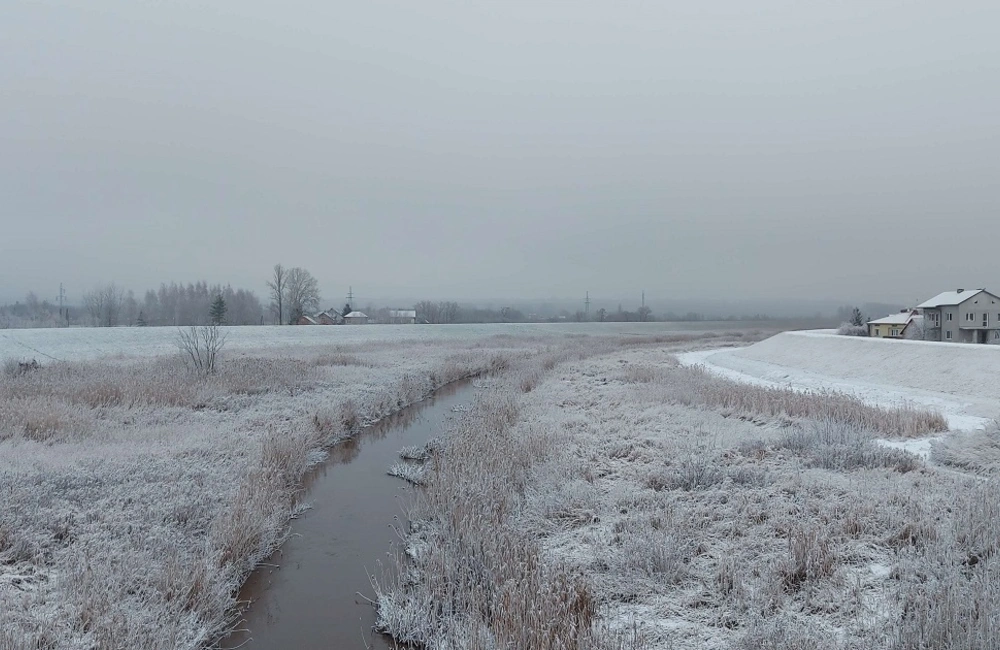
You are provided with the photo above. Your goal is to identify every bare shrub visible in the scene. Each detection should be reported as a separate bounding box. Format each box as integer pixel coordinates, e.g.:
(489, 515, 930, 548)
(176, 325, 227, 374)
(3, 358, 40, 378)
(836, 323, 868, 337)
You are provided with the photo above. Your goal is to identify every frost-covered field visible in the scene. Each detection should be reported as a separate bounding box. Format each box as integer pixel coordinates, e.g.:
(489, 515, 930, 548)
(0, 322, 765, 364)
(0, 332, 577, 649)
(377, 336, 1000, 650)
(1, 326, 758, 650)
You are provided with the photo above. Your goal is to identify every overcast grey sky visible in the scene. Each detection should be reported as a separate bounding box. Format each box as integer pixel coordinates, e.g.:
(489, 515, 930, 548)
(2, 0, 998, 306)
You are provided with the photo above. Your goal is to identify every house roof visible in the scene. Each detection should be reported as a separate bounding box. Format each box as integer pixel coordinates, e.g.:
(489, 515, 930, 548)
(867, 312, 914, 326)
(344, 311, 368, 318)
(320, 308, 343, 317)
(917, 289, 990, 308)
(299, 315, 318, 325)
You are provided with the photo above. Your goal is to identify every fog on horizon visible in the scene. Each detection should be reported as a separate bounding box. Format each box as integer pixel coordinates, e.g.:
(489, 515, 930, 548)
(2, 1, 998, 307)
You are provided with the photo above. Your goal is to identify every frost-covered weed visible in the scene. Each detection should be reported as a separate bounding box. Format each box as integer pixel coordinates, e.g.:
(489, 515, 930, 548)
(930, 422, 1000, 474)
(388, 462, 427, 485)
(766, 420, 922, 473)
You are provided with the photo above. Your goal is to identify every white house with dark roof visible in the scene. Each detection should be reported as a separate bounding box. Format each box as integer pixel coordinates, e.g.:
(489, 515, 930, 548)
(917, 289, 1000, 344)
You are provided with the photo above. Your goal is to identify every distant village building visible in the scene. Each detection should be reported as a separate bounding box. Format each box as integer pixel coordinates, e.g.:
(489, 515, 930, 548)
(316, 309, 344, 325)
(343, 311, 369, 325)
(387, 309, 417, 325)
(918, 289, 1000, 344)
(296, 314, 319, 325)
(867, 310, 918, 339)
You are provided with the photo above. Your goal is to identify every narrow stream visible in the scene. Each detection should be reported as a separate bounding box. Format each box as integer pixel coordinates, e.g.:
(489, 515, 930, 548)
(220, 380, 474, 649)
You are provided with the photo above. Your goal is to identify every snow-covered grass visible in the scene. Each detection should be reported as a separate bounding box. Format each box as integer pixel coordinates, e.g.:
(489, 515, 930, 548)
(378, 341, 1000, 649)
(2, 328, 758, 649)
(0, 337, 530, 649)
(931, 422, 1000, 475)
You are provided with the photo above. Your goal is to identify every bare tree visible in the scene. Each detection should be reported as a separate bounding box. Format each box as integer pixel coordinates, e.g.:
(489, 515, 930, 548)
(122, 290, 139, 326)
(267, 264, 287, 325)
(83, 283, 125, 327)
(285, 267, 321, 324)
(176, 325, 226, 374)
(637, 305, 652, 322)
(415, 300, 439, 324)
(439, 301, 460, 324)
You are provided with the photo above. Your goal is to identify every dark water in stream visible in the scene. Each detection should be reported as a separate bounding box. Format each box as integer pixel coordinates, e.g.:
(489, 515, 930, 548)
(220, 381, 475, 649)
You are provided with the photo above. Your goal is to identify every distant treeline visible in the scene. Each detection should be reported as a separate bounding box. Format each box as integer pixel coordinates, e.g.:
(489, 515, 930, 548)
(2, 285, 807, 329)
(0, 282, 265, 328)
(409, 300, 776, 324)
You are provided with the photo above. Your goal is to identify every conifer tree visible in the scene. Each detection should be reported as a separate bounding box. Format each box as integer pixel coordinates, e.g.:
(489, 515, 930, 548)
(210, 295, 227, 325)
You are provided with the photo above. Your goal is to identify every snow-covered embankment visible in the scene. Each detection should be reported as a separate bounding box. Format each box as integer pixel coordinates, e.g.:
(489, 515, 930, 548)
(679, 331, 998, 435)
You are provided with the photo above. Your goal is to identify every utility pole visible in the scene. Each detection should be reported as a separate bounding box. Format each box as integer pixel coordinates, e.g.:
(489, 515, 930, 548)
(346, 286, 355, 309)
(585, 291, 590, 317)
(57, 283, 67, 324)
(642, 290, 645, 308)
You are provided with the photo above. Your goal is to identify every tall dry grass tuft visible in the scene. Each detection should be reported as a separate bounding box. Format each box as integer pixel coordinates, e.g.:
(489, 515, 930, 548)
(660, 365, 947, 437)
(931, 422, 1000, 475)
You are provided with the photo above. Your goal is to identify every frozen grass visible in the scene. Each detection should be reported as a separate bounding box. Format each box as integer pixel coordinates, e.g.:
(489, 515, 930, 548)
(0, 338, 525, 649)
(378, 342, 1000, 649)
(0, 330, 755, 649)
(371, 335, 761, 650)
(651, 363, 947, 437)
(388, 461, 427, 485)
(930, 422, 1000, 474)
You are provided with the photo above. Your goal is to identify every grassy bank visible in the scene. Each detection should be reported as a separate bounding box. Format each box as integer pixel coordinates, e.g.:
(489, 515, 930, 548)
(0, 337, 528, 649)
(378, 342, 993, 649)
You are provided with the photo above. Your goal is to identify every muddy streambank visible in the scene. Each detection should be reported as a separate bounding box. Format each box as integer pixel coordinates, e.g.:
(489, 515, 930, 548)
(220, 380, 475, 649)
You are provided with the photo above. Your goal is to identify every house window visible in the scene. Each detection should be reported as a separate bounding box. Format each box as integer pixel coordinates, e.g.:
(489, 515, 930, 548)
(996, 331, 1000, 340)
(947, 331, 953, 339)
(947, 313, 953, 321)
(891, 328, 899, 336)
